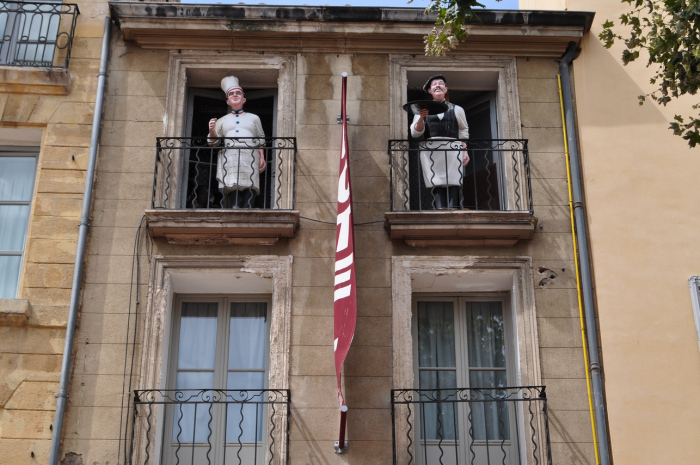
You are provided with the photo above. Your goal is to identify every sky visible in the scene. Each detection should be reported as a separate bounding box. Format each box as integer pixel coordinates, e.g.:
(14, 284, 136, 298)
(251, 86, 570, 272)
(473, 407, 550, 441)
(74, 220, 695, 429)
(187, 0, 520, 9)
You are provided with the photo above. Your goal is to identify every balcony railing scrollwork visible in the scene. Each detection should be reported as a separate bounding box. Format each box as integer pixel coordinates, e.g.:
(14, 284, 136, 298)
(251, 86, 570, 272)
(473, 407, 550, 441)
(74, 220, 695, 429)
(0, 1, 79, 68)
(391, 386, 552, 465)
(129, 388, 291, 465)
(152, 136, 297, 211)
(388, 139, 533, 213)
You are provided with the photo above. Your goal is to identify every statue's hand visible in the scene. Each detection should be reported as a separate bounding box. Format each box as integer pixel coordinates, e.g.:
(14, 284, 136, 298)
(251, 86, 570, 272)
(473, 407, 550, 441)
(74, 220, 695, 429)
(208, 118, 218, 137)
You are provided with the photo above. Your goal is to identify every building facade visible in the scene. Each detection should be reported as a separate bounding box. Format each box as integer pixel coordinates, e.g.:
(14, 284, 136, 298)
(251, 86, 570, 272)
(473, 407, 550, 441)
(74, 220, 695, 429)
(3, 2, 605, 465)
(523, 1, 700, 463)
(0, 0, 101, 462)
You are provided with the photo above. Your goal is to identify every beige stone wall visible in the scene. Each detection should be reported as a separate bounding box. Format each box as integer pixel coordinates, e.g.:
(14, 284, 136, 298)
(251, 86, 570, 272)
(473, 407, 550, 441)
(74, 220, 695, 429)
(562, 1, 700, 463)
(0, 2, 108, 463)
(57, 48, 594, 465)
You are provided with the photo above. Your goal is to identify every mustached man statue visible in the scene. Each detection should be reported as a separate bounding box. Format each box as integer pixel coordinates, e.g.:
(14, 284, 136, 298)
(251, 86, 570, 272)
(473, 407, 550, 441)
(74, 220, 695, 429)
(410, 74, 470, 209)
(208, 75, 266, 208)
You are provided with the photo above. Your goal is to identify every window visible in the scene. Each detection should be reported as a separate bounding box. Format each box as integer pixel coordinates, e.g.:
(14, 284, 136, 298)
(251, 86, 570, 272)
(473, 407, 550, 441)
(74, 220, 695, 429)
(0, 146, 37, 299)
(391, 257, 549, 464)
(413, 297, 517, 464)
(163, 296, 270, 465)
(153, 53, 297, 211)
(388, 56, 530, 213)
(0, 0, 63, 67)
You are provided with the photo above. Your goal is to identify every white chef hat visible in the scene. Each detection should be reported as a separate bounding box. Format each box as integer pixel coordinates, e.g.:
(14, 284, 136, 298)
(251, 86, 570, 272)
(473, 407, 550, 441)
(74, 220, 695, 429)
(221, 75, 242, 96)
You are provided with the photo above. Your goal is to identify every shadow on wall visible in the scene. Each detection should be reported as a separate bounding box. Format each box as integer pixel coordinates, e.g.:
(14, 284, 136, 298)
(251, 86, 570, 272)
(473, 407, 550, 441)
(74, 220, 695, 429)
(573, 34, 673, 129)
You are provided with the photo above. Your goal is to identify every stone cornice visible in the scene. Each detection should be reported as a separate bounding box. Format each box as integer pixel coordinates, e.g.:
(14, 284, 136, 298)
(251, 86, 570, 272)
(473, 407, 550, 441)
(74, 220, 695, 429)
(109, 2, 595, 57)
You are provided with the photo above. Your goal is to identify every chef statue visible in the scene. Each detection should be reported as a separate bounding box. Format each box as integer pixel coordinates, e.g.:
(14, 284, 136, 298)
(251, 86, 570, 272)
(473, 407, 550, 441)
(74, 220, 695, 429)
(208, 75, 266, 208)
(410, 75, 470, 209)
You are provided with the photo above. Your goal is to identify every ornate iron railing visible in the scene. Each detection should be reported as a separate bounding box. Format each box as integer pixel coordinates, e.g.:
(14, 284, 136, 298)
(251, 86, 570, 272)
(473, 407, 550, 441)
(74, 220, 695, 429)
(391, 386, 552, 465)
(388, 139, 533, 213)
(129, 389, 290, 465)
(0, 1, 79, 68)
(152, 137, 297, 210)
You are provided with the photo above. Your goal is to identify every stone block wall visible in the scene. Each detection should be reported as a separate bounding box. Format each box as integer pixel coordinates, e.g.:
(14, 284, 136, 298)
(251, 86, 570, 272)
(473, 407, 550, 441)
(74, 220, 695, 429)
(0, 3, 108, 464)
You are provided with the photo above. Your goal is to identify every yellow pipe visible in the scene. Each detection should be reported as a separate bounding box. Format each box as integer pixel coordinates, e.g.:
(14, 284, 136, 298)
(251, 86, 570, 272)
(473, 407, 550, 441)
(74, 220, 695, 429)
(557, 73, 601, 465)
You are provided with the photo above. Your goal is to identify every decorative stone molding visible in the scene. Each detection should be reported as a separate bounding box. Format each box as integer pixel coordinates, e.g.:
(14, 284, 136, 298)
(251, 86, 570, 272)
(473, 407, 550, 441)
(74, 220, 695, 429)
(110, 3, 593, 57)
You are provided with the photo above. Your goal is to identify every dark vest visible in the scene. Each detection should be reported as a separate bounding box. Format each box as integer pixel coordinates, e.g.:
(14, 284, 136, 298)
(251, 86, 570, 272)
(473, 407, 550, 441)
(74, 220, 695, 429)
(425, 103, 458, 139)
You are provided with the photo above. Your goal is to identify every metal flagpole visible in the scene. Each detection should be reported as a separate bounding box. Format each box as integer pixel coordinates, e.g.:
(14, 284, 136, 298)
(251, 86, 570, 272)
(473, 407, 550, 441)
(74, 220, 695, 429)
(333, 72, 357, 454)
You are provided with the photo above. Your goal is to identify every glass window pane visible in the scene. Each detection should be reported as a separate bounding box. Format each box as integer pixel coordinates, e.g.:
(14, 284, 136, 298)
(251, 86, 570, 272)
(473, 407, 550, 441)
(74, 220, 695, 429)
(172, 372, 215, 443)
(225, 371, 265, 442)
(178, 302, 218, 370)
(0, 205, 30, 251)
(418, 371, 458, 440)
(0, 157, 36, 201)
(417, 301, 456, 368)
(465, 301, 505, 368)
(468, 370, 509, 440)
(0, 255, 21, 298)
(228, 302, 266, 370)
(14, 5, 60, 65)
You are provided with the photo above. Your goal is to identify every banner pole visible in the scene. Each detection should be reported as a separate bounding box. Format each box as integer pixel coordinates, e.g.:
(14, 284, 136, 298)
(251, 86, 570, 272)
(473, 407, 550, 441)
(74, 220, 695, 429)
(333, 71, 354, 454)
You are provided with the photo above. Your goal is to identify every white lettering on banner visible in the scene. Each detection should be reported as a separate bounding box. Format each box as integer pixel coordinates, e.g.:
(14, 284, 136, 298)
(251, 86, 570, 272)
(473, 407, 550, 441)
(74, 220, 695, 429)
(338, 164, 349, 203)
(335, 270, 351, 286)
(334, 286, 351, 302)
(336, 205, 351, 252)
(335, 253, 354, 272)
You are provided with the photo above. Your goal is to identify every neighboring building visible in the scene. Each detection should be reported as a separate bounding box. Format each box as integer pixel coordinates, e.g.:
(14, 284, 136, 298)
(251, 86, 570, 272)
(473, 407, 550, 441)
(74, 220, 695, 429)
(0, 0, 100, 462)
(523, 1, 700, 464)
(4, 3, 606, 465)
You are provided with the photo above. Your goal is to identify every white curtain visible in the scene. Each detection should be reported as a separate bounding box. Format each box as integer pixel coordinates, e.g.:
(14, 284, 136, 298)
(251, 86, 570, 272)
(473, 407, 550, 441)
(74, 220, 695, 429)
(226, 302, 266, 443)
(0, 156, 35, 298)
(465, 301, 509, 441)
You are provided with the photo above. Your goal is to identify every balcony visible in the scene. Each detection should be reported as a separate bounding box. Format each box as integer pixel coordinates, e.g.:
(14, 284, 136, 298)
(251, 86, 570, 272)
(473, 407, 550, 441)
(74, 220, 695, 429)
(129, 389, 290, 465)
(146, 137, 299, 245)
(385, 139, 537, 247)
(0, 1, 79, 94)
(391, 386, 552, 465)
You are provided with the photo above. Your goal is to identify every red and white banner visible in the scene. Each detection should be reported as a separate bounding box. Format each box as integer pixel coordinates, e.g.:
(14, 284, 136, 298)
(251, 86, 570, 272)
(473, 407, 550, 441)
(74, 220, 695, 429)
(334, 72, 357, 414)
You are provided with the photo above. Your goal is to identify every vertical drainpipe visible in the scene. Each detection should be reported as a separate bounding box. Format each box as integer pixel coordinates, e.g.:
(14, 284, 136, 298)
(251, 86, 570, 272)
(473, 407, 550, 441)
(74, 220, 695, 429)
(559, 41, 611, 465)
(48, 16, 111, 465)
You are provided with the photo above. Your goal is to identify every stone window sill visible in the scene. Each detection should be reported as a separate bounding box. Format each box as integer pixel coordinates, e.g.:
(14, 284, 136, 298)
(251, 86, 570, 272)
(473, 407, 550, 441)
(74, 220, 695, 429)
(145, 209, 300, 245)
(384, 210, 537, 247)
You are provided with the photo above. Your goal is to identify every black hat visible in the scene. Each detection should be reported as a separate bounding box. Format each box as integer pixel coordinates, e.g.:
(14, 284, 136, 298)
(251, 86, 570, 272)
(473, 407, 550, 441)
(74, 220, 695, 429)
(423, 74, 447, 93)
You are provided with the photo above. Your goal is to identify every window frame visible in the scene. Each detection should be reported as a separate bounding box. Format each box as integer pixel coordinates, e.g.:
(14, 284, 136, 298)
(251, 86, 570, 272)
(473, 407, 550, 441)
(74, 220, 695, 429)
(162, 294, 273, 465)
(0, 146, 38, 299)
(411, 294, 520, 464)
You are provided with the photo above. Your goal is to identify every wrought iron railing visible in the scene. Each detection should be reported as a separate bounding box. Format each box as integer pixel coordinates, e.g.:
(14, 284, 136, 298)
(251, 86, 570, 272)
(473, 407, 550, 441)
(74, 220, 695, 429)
(391, 386, 552, 465)
(0, 1, 79, 68)
(129, 389, 290, 465)
(388, 139, 533, 213)
(152, 137, 297, 210)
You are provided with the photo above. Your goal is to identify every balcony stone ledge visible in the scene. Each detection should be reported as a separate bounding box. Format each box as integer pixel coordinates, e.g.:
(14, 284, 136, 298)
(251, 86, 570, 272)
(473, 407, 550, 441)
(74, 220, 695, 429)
(0, 66, 71, 95)
(384, 210, 538, 247)
(145, 209, 300, 245)
(0, 299, 31, 327)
